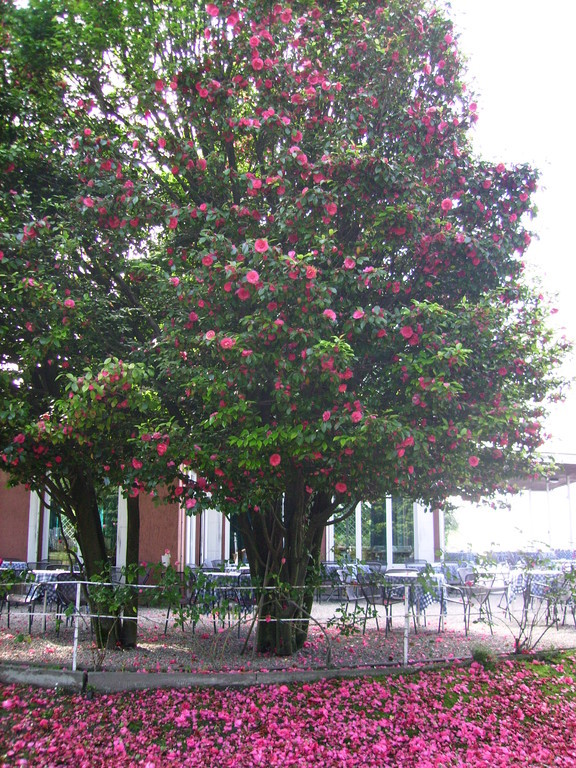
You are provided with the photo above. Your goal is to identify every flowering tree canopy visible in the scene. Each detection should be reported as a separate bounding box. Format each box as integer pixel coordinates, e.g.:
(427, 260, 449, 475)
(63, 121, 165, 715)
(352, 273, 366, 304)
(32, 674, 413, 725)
(0, 0, 569, 653)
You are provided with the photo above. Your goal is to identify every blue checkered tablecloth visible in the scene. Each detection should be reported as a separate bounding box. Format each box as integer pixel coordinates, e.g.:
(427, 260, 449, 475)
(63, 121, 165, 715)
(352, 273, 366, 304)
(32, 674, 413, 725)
(383, 571, 444, 613)
(29, 569, 68, 603)
(0, 560, 27, 572)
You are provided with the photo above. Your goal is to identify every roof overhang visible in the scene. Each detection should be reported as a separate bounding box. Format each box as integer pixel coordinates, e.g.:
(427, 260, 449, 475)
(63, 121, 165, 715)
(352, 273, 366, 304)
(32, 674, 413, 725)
(514, 453, 576, 492)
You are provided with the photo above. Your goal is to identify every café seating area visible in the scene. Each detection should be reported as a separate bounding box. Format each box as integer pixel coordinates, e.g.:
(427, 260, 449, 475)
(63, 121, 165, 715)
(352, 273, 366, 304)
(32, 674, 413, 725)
(2, 554, 576, 654)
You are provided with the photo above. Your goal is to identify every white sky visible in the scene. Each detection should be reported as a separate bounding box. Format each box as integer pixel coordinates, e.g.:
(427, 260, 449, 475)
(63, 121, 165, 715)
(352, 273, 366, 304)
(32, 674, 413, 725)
(448, 0, 576, 446)
(444, 1, 576, 551)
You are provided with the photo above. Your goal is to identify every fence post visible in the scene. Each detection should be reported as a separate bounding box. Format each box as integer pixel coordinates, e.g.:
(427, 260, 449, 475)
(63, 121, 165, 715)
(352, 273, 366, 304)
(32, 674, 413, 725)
(72, 580, 81, 672)
(403, 584, 410, 665)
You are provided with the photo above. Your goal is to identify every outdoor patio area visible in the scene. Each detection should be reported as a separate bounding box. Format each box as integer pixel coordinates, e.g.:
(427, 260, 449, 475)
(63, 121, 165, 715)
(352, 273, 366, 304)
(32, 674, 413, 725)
(2, 588, 576, 676)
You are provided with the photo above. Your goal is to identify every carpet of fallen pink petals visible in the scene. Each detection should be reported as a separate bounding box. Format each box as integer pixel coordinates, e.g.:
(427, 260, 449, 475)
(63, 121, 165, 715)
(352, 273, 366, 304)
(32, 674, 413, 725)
(2, 656, 576, 767)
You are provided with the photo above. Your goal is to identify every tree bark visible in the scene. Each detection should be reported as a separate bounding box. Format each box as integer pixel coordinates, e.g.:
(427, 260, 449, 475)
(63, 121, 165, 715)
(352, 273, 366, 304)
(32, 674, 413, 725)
(120, 494, 140, 648)
(68, 471, 120, 649)
(238, 485, 333, 655)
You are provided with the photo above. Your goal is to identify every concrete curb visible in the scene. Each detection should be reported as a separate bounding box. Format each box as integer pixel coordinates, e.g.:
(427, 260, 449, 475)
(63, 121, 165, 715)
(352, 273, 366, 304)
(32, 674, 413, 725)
(4, 647, 573, 694)
(0, 657, 475, 694)
(8, 648, 573, 695)
(0, 664, 85, 692)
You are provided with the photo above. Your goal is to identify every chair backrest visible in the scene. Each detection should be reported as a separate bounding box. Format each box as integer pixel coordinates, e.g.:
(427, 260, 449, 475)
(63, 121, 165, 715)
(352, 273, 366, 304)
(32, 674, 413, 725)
(7, 581, 36, 599)
(337, 568, 351, 584)
(28, 561, 64, 570)
(55, 573, 88, 606)
(458, 568, 475, 585)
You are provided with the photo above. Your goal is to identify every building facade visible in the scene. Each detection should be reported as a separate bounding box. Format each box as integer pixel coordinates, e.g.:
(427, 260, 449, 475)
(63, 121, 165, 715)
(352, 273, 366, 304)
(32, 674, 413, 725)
(1, 471, 440, 569)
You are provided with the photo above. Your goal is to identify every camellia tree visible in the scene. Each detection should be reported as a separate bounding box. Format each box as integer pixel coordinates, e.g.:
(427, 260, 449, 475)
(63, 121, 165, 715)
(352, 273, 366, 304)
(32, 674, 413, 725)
(1, 0, 569, 654)
(0, 0, 175, 646)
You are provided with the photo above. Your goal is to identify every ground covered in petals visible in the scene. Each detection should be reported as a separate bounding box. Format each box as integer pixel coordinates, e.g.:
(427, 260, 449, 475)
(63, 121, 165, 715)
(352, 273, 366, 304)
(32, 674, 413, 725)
(0, 602, 556, 674)
(2, 653, 576, 767)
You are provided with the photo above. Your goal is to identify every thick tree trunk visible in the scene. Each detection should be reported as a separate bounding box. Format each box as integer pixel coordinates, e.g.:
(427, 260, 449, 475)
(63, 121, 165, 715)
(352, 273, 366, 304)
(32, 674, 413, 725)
(238, 486, 333, 655)
(120, 494, 140, 648)
(68, 472, 120, 649)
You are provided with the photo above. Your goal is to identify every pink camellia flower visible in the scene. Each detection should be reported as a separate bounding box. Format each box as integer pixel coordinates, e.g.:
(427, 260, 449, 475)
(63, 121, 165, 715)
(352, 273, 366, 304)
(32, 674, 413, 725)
(468, 455, 480, 467)
(269, 453, 281, 467)
(132, 458, 143, 470)
(154, 79, 164, 92)
(82, 196, 94, 207)
(206, 3, 219, 16)
(352, 309, 365, 320)
(441, 198, 453, 212)
(343, 257, 356, 269)
(245, 270, 260, 284)
(63, 298, 75, 309)
(323, 309, 337, 321)
(205, 330, 216, 340)
(254, 238, 269, 253)
(169, 276, 180, 287)
(400, 325, 414, 339)
(13, 434, 26, 444)
(322, 411, 331, 422)
(202, 254, 214, 267)
(325, 202, 337, 216)
(335, 482, 347, 493)
(220, 337, 236, 349)
(185, 497, 197, 509)
(157, 442, 168, 456)
(350, 410, 363, 423)
(306, 266, 317, 279)
(236, 287, 250, 301)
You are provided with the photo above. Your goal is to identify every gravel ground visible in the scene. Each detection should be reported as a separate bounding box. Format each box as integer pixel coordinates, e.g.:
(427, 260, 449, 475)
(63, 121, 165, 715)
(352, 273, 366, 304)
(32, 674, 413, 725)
(2, 596, 576, 675)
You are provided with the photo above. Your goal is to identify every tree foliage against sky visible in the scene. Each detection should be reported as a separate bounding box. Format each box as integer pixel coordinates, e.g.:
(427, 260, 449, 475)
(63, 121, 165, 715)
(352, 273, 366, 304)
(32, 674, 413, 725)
(0, 0, 569, 652)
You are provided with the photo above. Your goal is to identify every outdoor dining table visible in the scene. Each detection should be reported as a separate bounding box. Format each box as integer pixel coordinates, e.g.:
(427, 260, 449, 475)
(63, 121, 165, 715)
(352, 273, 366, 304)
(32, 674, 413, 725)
(197, 570, 255, 627)
(200, 569, 250, 600)
(386, 569, 444, 612)
(382, 569, 428, 665)
(506, 568, 564, 600)
(518, 569, 575, 621)
(30, 569, 68, 632)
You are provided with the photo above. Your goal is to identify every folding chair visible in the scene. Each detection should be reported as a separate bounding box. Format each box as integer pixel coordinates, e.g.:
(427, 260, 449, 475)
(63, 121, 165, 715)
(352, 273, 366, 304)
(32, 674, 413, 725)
(6, 580, 43, 634)
(54, 572, 90, 634)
